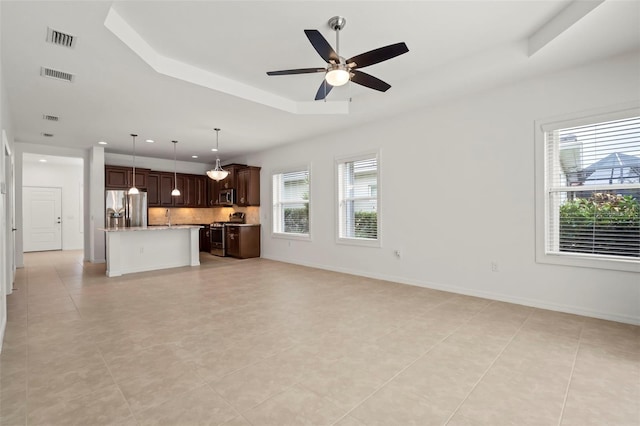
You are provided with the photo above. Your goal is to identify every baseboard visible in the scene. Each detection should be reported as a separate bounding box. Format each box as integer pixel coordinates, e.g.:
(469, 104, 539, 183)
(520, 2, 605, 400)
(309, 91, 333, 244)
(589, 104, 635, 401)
(262, 254, 640, 326)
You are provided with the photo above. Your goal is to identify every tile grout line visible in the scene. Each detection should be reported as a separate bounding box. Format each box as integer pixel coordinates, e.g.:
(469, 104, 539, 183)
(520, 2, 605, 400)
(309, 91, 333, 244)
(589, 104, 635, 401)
(328, 299, 501, 426)
(556, 321, 585, 426)
(441, 306, 535, 425)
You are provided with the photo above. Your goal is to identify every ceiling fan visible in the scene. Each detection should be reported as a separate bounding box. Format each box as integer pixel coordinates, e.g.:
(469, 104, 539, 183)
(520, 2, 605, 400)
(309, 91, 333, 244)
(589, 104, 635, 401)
(266, 16, 409, 101)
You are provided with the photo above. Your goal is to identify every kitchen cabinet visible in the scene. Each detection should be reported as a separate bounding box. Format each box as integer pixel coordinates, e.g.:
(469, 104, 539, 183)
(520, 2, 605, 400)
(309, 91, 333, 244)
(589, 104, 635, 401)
(199, 227, 211, 252)
(217, 163, 246, 191)
(236, 166, 261, 206)
(156, 173, 207, 208)
(147, 172, 161, 206)
(225, 225, 260, 259)
(105, 165, 149, 189)
(159, 173, 176, 206)
(184, 175, 207, 207)
(172, 175, 188, 207)
(207, 177, 219, 207)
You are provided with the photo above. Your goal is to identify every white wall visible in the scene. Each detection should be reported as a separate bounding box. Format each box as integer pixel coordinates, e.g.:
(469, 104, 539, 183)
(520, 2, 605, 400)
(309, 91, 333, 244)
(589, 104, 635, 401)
(23, 157, 84, 250)
(248, 51, 640, 325)
(0, 8, 16, 350)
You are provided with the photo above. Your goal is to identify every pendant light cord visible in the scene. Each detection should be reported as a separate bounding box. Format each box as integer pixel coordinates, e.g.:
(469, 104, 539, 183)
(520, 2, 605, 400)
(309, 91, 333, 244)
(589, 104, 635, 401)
(131, 133, 137, 186)
(173, 141, 178, 189)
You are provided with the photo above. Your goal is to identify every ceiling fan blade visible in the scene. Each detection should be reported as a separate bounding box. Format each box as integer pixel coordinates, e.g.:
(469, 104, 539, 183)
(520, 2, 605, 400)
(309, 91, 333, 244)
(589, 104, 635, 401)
(347, 42, 409, 69)
(350, 70, 391, 92)
(314, 80, 334, 101)
(304, 30, 339, 63)
(267, 68, 325, 76)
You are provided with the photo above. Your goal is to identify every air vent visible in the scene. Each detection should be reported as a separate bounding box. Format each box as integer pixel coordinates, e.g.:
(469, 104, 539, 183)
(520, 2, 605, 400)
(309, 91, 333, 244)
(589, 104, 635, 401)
(43, 114, 59, 122)
(46, 27, 76, 48)
(41, 133, 54, 137)
(40, 67, 75, 83)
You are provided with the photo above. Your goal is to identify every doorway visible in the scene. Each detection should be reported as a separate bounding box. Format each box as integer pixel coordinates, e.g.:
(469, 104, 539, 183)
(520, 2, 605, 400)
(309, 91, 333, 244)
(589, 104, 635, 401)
(23, 187, 62, 252)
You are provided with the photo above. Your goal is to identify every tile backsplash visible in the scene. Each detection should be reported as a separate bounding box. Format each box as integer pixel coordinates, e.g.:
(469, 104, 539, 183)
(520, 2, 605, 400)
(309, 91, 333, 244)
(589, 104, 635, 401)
(149, 206, 260, 225)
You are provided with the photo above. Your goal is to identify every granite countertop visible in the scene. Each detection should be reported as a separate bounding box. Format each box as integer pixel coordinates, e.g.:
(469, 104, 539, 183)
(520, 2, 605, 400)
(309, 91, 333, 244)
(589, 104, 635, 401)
(102, 225, 204, 232)
(224, 223, 261, 227)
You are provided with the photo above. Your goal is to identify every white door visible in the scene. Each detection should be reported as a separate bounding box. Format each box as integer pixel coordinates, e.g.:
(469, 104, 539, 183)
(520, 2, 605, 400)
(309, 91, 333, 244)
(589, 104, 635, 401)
(23, 187, 62, 252)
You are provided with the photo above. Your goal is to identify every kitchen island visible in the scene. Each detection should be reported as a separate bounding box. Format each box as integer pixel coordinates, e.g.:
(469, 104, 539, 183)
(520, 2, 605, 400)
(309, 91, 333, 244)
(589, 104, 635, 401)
(103, 225, 201, 277)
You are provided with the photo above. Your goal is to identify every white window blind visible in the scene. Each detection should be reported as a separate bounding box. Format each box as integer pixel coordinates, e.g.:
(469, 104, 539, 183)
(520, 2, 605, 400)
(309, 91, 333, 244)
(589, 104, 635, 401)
(545, 116, 640, 260)
(272, 169, 309, 236)
(337, 154, 379, 241)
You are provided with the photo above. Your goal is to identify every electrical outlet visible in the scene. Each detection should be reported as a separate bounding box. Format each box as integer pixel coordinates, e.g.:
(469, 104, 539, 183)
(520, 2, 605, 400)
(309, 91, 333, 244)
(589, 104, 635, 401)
(394, 249, 402, 258)
(491, 262, 498, 272)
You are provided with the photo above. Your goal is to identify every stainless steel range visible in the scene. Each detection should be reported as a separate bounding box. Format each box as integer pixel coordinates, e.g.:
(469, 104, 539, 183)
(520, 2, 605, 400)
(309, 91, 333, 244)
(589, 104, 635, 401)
(210, 212, 245, 256)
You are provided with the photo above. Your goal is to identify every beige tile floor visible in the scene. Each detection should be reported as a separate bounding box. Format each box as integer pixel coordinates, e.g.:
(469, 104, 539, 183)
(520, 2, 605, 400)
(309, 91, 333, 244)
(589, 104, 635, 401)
(1, 250, 638, 426)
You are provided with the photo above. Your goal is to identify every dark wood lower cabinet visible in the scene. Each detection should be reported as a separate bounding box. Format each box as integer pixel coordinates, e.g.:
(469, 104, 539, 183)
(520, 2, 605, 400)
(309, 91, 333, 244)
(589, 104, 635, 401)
(199, 227, 211, 252)
(225, 225, 260, 259)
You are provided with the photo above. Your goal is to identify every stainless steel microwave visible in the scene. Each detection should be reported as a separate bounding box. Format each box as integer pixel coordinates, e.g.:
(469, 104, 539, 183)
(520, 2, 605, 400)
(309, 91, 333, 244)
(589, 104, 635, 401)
(218, 189, 235, 205)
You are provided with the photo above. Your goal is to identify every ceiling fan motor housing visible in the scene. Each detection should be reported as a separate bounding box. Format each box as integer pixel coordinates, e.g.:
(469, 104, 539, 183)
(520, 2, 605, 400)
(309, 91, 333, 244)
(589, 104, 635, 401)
(328, 16, 346, 31)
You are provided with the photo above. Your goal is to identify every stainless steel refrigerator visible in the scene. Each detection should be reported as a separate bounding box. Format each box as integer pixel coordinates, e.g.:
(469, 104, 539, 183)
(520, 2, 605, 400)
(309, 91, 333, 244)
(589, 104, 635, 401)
(105, 190, 148, 228)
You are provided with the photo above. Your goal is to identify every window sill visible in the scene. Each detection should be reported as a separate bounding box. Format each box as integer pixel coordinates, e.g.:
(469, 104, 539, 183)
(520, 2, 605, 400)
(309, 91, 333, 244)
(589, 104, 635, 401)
(336, 237, 381, 248)
(536, 251, 640, 273)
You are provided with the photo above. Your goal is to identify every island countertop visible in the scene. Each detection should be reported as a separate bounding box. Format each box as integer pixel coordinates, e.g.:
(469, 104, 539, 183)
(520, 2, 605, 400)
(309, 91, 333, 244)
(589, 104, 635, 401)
(102, 225, 203, 232)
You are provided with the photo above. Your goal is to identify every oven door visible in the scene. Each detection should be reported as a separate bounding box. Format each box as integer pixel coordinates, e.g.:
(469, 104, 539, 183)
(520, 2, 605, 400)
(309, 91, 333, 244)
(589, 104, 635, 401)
(210, 226, 225, 256)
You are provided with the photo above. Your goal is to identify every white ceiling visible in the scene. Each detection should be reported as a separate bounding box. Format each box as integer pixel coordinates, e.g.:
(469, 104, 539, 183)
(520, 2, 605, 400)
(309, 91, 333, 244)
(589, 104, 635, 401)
(2, 1, 639, 164)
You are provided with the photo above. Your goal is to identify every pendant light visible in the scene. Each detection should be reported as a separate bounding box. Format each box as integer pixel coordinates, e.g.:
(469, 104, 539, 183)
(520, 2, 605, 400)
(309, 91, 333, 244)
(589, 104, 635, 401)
(206, 128, 229, 181)
(128, 133, 139, 195)
(171, 140, 181, 196)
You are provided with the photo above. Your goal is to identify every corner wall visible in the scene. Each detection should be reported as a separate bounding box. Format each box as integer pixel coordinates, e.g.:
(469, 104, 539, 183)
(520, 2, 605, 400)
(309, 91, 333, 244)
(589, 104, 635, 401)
(248, 52, 640, 324)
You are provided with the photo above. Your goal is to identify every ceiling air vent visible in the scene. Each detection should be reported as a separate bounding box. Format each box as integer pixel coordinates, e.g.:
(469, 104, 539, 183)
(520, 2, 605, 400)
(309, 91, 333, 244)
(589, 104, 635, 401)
(41, 133, 54, 137)
(43, 114, 59, 122)
(46, 27, 76, 48)
(40, 67, 75, 83)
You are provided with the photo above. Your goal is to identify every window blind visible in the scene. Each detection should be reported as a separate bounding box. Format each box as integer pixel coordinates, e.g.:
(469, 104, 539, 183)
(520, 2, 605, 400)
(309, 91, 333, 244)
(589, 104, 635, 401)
(545, 116, 640, 259)
(338, 155, 378, 240)
(272, 169, 309, 235)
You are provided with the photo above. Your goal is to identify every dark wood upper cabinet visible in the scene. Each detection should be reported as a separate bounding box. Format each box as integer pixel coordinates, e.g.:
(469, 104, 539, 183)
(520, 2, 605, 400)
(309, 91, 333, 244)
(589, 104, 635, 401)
(107, 165, 253, 208)
(159, 173, 175, 206)
(147, 172, 161, 206)
(217, 164, 246, 190)
(172, 174, 188, 206)
(194, 176, 207, 207)
(105, 165, 149, 189)
(237, 166, 261, 206)
(207, 177, 219, 207)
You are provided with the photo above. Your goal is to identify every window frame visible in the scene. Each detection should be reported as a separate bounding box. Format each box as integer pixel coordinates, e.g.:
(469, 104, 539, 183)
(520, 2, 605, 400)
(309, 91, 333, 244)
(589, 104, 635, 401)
(271, 164, 311, 241)
(535, 103, 640, 272)
(335, 151, 381, 248)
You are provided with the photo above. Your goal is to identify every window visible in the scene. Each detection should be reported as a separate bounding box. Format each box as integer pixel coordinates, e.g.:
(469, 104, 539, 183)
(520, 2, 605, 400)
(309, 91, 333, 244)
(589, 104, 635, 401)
(337, 153, 379, 245)
(272, 168, 310, 238)
(536, 107, 640, 271)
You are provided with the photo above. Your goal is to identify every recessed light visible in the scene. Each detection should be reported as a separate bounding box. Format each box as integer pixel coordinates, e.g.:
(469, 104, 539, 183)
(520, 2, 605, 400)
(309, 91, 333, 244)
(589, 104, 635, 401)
(211, 148, 218, 152)
(145, 139, 154, 143)
(39, 159, 47, 163)
(98, 141, 107, 145)
(191, 155, 198, 159)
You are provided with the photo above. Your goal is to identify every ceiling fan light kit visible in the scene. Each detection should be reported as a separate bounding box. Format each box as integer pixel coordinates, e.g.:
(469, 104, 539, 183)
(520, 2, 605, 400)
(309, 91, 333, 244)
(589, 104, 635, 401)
(267, 15, 409, 100)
